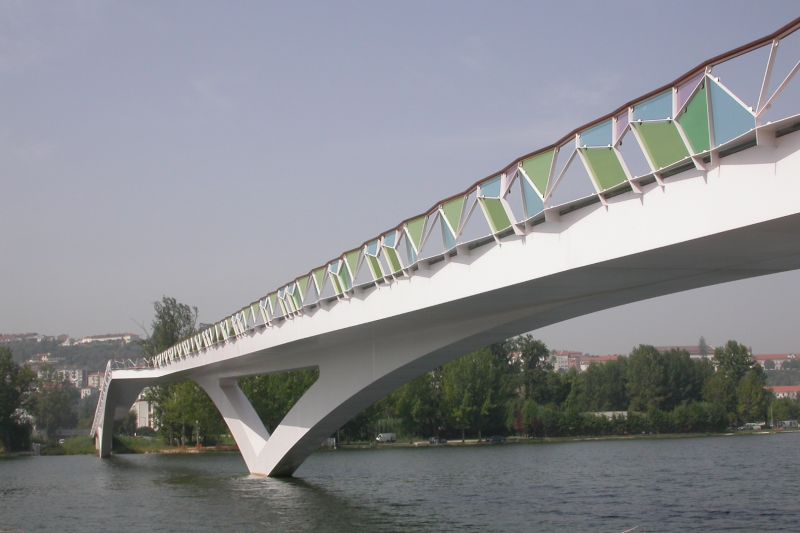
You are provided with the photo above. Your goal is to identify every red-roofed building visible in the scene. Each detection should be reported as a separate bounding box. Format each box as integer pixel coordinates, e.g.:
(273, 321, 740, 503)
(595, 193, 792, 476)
(767, 385, 800, 399)
(753, 354, 797, 370)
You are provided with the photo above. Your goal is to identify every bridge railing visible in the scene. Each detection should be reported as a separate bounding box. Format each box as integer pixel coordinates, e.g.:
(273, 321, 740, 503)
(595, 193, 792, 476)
(89, 358, 153, 437)
(89, 360, 112, 438)
(148, 17, 800, 370)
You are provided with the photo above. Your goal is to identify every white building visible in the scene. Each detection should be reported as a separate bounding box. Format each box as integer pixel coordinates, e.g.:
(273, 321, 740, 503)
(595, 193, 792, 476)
(74, 333, 139, 345)
(56, 368, 84, 388)
(132, 390, 156, 430)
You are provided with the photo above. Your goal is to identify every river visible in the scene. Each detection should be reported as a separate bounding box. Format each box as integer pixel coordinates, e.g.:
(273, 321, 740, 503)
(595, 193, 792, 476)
(1, 433, 798, 532)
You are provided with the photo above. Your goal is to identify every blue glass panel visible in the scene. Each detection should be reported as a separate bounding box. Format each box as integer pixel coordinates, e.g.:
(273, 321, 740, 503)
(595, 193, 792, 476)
(522, 177, 544, 217)
(579, 120, 612, 147)
(480, 176, 502, 198)
(710, 80, 755, 146)
(328, 261, 340, 274)
(383, 232, 396, 248)
(634, 91, 672, 120)
(442, 219, 456, 250)
(404, 238, 417, 264)
(366, 240, 379, 256)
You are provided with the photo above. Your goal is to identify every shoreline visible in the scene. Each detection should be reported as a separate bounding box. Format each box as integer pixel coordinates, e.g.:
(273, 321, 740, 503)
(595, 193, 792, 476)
(6, 429, 797, 458)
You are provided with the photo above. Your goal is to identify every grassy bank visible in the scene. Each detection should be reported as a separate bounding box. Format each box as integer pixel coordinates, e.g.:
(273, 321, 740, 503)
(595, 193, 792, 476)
(31, 428, 799, 456)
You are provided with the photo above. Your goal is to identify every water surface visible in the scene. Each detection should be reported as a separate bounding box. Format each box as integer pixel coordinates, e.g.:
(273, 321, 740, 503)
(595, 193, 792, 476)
(2, 433, 798, 532)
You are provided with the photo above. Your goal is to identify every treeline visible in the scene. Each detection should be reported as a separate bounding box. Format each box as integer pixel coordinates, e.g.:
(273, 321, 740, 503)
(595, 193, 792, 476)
(0, 347, 98, 452)
(144, 327, 796, 447)
(46, 296, 796, 451)
(332, 338, 783, 442)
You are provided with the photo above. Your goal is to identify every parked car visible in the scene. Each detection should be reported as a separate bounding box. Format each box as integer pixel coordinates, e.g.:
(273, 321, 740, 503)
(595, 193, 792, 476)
(428, 436, 447, 445)
(486, 435, 506, 444)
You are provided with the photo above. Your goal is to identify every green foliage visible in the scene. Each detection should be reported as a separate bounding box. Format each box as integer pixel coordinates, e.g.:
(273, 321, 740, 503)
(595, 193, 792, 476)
(142, 296, 198, 356)
(30, 379, 79, 438)
(0, 347, 36, 451)
(442, 348, 511, 440)
(240, 368, 320, 432)
(60, 436, 96, 454)
(140, 296, 225, 446)
(147, 381, 225, 446)
(771, 397, 800, 420)
(736, 368, 768, 422)
(714, 340, 755, 383)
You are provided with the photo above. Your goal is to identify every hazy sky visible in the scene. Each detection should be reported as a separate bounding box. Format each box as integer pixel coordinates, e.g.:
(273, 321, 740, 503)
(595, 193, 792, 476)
(2, 1, 799, 354)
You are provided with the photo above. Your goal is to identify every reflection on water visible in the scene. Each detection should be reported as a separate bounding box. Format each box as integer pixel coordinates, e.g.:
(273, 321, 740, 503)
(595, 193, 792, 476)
(1, 433, 799, 532)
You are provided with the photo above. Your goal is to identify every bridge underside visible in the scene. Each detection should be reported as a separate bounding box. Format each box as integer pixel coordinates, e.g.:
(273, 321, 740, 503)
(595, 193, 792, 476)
(96, 128, 800, 475)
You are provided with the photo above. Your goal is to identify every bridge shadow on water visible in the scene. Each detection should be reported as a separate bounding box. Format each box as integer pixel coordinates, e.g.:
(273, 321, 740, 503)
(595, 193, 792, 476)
(99, 453, 408, 532)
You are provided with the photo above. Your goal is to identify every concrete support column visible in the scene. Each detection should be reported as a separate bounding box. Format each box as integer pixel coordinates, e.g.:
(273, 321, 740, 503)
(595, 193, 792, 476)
(196, 378, 271, 474)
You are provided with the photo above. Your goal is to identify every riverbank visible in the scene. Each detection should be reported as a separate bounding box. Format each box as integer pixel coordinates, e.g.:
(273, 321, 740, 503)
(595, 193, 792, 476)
(336, 429, 799, 450)
(10, 428, 796, 457)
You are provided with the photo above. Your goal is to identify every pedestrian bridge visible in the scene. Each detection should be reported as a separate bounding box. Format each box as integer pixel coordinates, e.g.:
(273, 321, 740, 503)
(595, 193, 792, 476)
(92, 19, 800, 476)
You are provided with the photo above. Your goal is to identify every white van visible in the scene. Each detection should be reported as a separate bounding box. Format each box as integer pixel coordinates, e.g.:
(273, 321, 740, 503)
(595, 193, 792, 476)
(375, 433, 396, 443)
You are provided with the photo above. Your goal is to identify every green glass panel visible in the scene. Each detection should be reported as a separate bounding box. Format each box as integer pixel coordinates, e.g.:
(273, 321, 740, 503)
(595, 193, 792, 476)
(634, 122, 690, 170)
(339, 264, 352, 290)
(296, 276, 309, 299)
(312, 268, 326, 292)
(442, 196, 465, 235)
(384, 247, 402, 273)
(582, 148, 627, 191)
(367, 255, 384, 279)
(291, 292, 303, 310)
(268, 293, 277, 312)
(330, 276, 343, 295)
(677, 83, 710, 154)
(345, 249, 361, 278)
(405, 216, 427, 252)
(250, 303, 258, 319)
(521, 149, 555, 196)
(479, 198, 512, 233)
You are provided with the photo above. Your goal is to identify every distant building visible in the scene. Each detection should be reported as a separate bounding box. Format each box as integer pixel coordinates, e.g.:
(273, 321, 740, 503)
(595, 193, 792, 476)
(80, 387, 94, 399)
(655, 345, 715, 361)
(56, 368, 85, 389)
(551, 351, 583, 372)
(132, 390, 156, 430)
(767, 385, 800, 399)
(74, 333, 140, 345)
(753, 354, 797, 370)
(87, 372, 104, 389)
(0, 332, 40, 343)
(579, 355, 621, 371)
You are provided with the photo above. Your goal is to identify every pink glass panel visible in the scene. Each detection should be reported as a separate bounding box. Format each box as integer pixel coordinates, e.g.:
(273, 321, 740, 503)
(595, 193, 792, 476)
(676, 71, 704, 113)
(614, 110, 629, 144)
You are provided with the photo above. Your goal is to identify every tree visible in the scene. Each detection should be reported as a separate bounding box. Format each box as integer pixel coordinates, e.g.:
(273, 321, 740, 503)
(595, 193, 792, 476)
(141, 296, 225, 445)
(703, 371, 737, 420)
(441, 348, 508, 440)
(506, 335, 551, 402)
(0, 347, 36, 451)
(627, 345, 667, 411)
(698, 336, 710, 358)
(714, 340, 754, 383)
(240, 368, 320, 433)
(31, 379, 79, 439)
(142, 296, 198, 357)
(736, 368, 768, 423)
(392, 370, 443, 438)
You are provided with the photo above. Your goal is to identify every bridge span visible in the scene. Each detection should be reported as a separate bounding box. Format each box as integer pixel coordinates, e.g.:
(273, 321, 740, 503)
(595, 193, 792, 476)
(92, 19, 800, 476)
